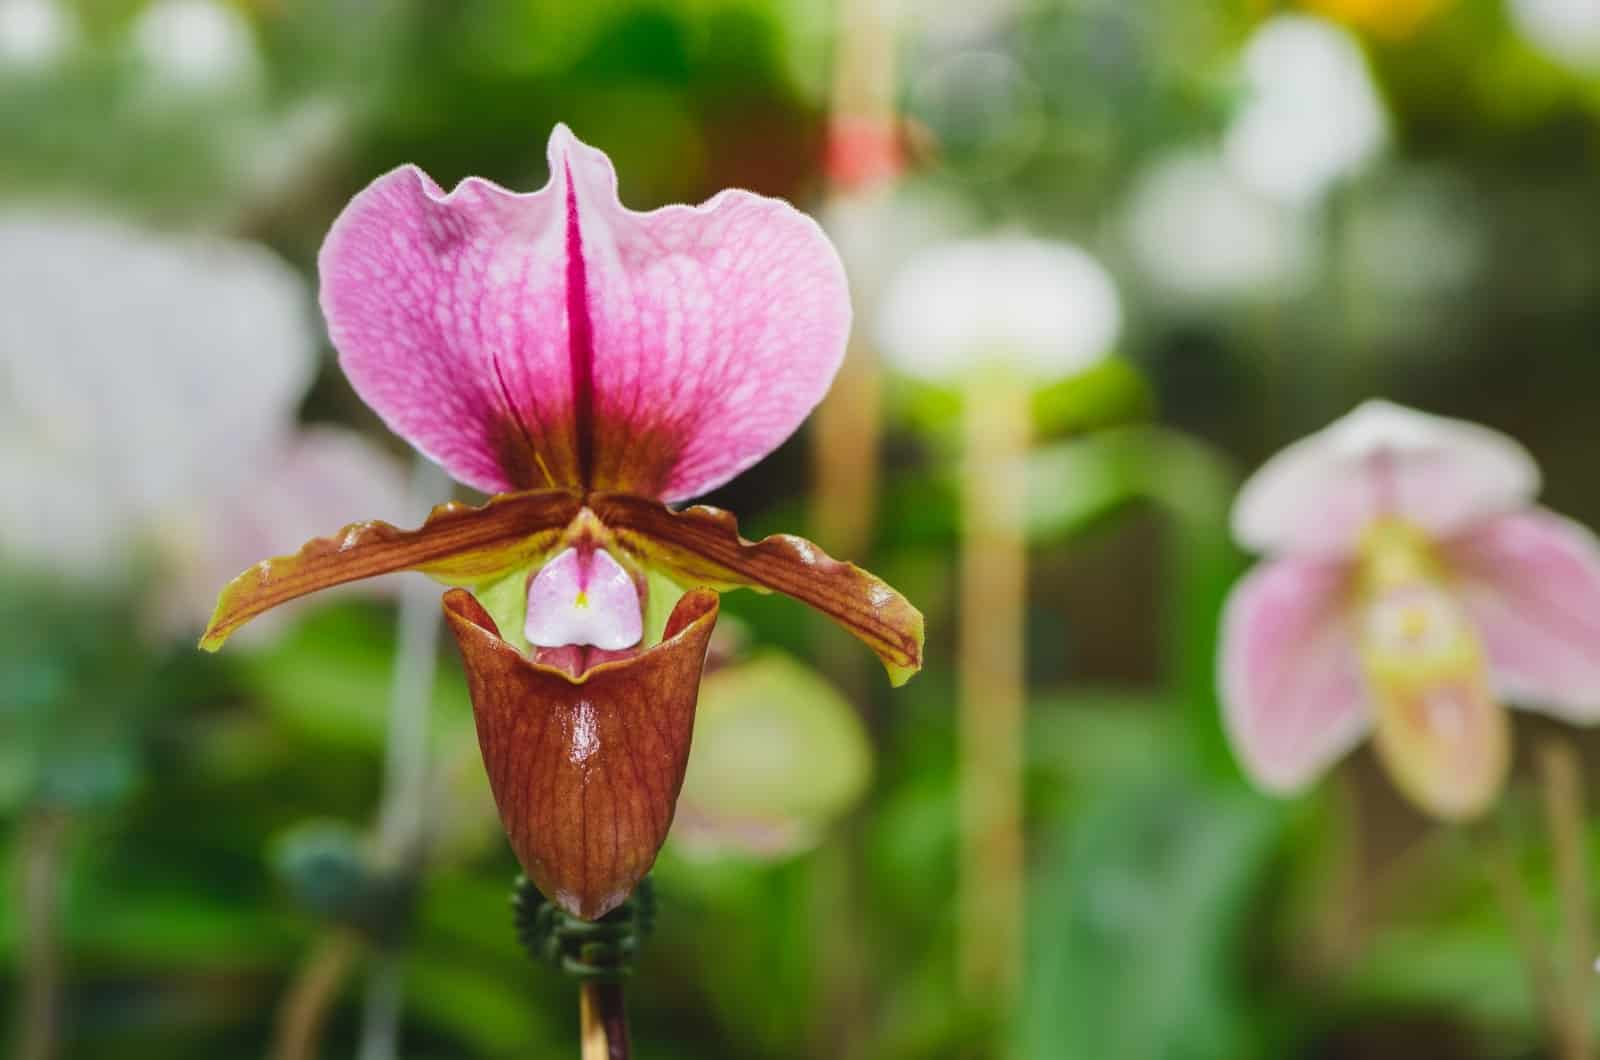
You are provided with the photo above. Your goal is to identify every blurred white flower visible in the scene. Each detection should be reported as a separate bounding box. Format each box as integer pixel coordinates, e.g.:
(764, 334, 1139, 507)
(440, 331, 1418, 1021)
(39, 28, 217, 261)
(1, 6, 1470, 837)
(1225, 15, 1388, 205)
(1123, 149, 1313, 301)
(904, 0, 1022, 50)
(132, 0, 261, 93)
(0, 0, 74, 71)
(876, 236, 1122, 383)
(1509, 0, 1600, 72)
(822, 179, 976, 305)
(0, 211, 408, 635)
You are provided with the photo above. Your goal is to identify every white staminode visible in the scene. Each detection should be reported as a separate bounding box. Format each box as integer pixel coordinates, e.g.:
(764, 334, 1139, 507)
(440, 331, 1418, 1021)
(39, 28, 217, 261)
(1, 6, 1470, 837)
(0, 0, 74, 70)
(132, 0, 260, 91)
(525, 547, 643, 651)
(1225, 15, 1388, 206)
(1509, 0, 1600, 71)
(875, 236, 1122, 384)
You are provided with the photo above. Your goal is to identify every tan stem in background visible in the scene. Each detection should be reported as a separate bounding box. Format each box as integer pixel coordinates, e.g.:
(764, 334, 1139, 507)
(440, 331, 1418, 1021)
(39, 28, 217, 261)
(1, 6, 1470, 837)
(812, 3, 900, 1058)
(580, 981, 630, 1060)
(811, 0, 899, 563)
(271, 930, 361, 1060)
(810, 338, 884, 561)
(1539, 739, 1593, 1060)
(12, 807, 69, 1060)
(959, 369, 1030, 1012)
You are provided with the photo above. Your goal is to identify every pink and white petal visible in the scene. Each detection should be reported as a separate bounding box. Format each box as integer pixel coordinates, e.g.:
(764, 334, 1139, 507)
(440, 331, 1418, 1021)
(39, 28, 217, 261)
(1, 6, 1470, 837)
(1219, 556, 1369, 792)
(557, 127, 852, 502)
(320, 126, 850, 503)
(1443, 509, 1600, 721)
(1233, 400, 1540, 558)
(319, 161, 580, 495)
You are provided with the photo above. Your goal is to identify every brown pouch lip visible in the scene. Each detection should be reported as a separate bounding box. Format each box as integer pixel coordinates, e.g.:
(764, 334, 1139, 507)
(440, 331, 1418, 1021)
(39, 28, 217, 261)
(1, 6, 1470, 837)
(443, 585, 719, 920)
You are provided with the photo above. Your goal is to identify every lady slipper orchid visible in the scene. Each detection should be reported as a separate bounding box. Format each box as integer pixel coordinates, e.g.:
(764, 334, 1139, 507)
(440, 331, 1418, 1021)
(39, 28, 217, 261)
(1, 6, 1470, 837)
(200, 125, 924, 919)
(1220, 400, 1600, 819)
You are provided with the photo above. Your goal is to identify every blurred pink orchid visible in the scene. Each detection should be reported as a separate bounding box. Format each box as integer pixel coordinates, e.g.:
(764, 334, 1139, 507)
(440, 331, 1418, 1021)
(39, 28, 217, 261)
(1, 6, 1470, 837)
(1220, 400, 1600, 819)
(200, 125, 923, 918)
(0, 210, 408, 638)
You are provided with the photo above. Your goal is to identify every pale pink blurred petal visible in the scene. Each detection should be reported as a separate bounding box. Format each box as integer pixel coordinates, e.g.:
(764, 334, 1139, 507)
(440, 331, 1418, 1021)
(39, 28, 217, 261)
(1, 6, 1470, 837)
(1233, 400, 1539, 558)
(1219, 555, 1369, 791)
(319, 124, 851, 503)
(0, 211, 314, 575)
(165, 426, 414, 639)
(1443, 509, 1600, 721)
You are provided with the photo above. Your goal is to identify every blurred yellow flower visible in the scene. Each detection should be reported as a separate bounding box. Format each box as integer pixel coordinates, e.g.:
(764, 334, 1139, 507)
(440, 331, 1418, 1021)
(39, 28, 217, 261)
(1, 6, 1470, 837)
(1300, 0, 1454, 39)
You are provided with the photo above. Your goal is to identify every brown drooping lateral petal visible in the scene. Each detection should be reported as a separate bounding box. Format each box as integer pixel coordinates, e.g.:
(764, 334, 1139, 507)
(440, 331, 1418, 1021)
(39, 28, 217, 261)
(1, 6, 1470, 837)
(199, 489, 582, 651)
(443, 586, 719, 920)
(589, 493, 924, 686)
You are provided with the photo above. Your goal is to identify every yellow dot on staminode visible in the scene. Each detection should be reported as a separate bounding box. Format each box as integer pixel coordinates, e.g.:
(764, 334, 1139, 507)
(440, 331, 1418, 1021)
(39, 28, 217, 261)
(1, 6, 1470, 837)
(574, 591, 589, 608)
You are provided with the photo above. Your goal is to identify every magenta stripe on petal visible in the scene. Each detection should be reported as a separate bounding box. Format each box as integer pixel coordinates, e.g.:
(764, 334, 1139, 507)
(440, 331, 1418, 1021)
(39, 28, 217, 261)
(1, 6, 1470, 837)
(1444, 509, 1600, 720)
(1218, 556, 1369, 792)
(563, 161, 597, 487)
(319, 125, 851, 502)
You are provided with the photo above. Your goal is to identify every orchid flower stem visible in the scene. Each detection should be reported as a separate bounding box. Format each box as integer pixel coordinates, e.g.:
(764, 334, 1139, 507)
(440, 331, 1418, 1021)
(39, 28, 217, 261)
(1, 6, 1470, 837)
(12, 806, 69, 1060)
(579, 981, 630, 1060)
(272, 930, 361, 1060)
(357, 457, 449, 1060)
(1538, 738, 1594, 1060)
(958, 368, 1030, 1012)
(511, 876, 649, 1058)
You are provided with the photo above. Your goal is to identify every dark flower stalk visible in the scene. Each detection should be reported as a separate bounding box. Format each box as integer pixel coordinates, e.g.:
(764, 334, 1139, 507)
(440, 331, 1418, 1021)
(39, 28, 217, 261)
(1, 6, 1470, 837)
(580, 982, 629, 1060)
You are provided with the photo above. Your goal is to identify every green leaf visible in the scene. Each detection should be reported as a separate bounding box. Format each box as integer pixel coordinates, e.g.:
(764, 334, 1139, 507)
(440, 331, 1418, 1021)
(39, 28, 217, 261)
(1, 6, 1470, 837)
(236, 602, 471, 750)
(1021, 748, 1287, 1060)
